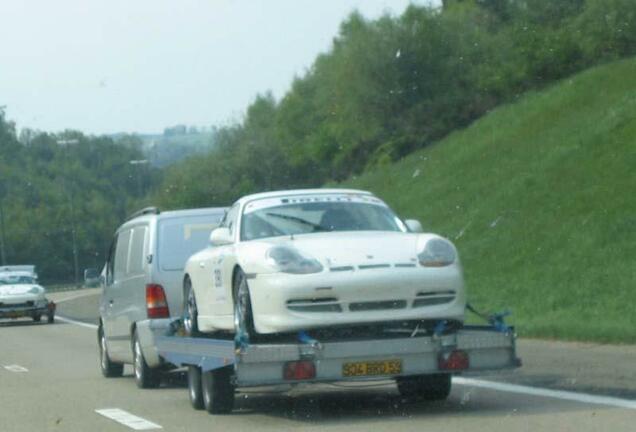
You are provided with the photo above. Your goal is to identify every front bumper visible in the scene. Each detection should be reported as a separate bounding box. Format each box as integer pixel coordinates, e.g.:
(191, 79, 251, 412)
(248, 265, 466, 334)
(0, 300, 55, 319)
(135, 318, 172, 368)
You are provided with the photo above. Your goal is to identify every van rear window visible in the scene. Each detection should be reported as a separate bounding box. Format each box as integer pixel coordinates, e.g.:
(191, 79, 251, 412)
(158, 214, 224, 271)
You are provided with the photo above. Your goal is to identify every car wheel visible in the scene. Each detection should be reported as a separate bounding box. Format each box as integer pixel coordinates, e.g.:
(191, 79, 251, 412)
(233, 269, 256, 343)
(33, 314, 41, 322)
(396, 373, 452, 401)
(98, 325, 124, 378)
(183, 277, 199, 337)
(201, 366, 235, 414)
(188, 365, 204, 410)
(132, 330, 161, 389)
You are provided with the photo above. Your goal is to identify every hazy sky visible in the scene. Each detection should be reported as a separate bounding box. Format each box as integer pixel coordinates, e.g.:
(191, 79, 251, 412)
(0, 0, 436, 135)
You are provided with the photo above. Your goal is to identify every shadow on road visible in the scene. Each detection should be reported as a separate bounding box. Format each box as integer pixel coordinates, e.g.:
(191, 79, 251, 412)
(0, 319, 56, 328)
(145, 372, 609, 423)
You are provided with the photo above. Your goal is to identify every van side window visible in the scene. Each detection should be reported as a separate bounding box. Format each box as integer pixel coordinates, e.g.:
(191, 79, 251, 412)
(113, 229, 131, 282)
(106, 237, 117, 285)
(128, 226, 147, 276)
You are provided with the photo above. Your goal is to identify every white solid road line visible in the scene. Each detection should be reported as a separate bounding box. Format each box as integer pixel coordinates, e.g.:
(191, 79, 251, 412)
(55, 315, 98, 330)
(455, 377, 636, 410)
(3, 364, 29, 373)
(57, 316, 636, 411)
(96, 408, 162, 430)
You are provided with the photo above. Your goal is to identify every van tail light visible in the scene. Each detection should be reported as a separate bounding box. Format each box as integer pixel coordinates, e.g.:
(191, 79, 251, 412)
(438, 350, 469, 371)
(146, 284, 170, 319)
(283, 361, 316, 381)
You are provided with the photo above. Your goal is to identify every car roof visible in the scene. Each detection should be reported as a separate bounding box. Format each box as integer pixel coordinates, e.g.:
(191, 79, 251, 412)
(236, 188, 374, 205)
(123, 206, 228, 225)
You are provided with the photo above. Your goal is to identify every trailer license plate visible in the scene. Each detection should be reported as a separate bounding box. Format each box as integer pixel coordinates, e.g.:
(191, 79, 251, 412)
(342, 359, 402, 377)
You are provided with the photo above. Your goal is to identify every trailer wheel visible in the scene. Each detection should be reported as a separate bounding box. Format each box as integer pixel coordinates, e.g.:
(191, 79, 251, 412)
(183, 277, 199, 337)
(396, 373, 452, 401)
(98, 325, 124, 378)
(133, 330, 161, 389)
(188, 365, 204, 410)
(233, 269, 256, 342)
(201, 366, 235, 414)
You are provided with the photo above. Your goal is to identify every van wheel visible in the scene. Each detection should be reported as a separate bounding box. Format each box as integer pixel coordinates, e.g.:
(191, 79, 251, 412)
(99, 325, 124, 378)
(133, 330, 161, 389)
(183, 277, 199, 337)
(233, 269, 256, 343)
(188, 365, 204, 410)
(396, 374, 452, 401)
(202, 366, 235, 414)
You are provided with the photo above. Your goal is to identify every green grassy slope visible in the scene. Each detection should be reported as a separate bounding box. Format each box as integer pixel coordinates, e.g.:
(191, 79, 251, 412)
(341, 58, 636, 343)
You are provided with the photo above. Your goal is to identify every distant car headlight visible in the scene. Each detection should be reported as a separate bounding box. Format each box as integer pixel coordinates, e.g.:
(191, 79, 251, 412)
(418, 239, 457, 267)
(266, 246, 324, 274)
(29, 286, 44, 294)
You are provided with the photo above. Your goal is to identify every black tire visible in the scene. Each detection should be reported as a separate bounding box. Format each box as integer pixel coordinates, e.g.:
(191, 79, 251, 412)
(98, 325, 124, 378)
(132, 330, 161, 389)
(183, 277, 199, 337)
(396, 374, 452, 401)
(33, 314, 41, 322)
(202, 367, 235, 414)
(233, 269, 256, 342)
(188, 365, 204, 410)
(47, 312, 54, 324)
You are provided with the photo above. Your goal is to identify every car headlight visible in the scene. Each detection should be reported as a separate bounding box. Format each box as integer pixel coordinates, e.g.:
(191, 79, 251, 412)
(266, 246, 323, 274)
(418, 238, 457, 267)
(29, 286, 43, 294)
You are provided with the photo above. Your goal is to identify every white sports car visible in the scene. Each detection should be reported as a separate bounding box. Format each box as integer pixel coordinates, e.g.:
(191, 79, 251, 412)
(183, 189, 466, 339)
(0, 272, 55, 323)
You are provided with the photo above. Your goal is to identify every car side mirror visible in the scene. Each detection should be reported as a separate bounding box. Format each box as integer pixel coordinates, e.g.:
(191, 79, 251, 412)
(209, 227, 233, 246)
(405, 219, 424, 233)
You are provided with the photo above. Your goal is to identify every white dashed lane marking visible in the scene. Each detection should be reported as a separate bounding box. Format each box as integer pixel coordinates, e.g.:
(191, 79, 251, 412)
(95, 408, 162, 430)
(3, 364, 29, 373)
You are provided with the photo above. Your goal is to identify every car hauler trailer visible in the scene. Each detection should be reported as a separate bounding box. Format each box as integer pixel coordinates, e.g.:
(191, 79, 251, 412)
(155, 320, 521, 414)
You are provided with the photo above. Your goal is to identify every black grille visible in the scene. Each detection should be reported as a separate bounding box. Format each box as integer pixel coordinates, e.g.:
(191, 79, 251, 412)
(349, 300, 407, 312)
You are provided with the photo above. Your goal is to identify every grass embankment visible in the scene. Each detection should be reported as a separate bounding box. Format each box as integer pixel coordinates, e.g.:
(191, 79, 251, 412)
(341, 58, 636, 343)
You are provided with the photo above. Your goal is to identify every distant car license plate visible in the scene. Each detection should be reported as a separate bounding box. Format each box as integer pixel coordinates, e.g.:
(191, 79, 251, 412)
(342, 359, 402, 377)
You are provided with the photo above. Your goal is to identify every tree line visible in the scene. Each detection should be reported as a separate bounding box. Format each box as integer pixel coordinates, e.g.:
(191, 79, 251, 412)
(0, 113, 160, 283)
(156, 0, 636, 209)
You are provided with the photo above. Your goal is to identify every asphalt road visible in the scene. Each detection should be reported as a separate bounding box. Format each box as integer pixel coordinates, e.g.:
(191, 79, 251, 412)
(1, 289, 635, 431)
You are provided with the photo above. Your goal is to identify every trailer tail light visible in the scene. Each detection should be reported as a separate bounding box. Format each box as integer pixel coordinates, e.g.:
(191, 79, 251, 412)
(283, 361, 316, 381)
(438, 350, 469, 371)
(146, 284, 170, 319)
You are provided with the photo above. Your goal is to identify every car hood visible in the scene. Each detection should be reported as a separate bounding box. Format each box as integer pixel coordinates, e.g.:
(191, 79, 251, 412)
(237, 231, 449, 273)
(0, 284, 43, 298)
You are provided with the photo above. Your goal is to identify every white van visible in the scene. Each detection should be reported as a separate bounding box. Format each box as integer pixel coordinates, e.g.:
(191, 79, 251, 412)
(98, 206, 226, 388)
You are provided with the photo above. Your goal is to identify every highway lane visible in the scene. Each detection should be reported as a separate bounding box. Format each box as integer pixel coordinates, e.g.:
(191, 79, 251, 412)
(0, 291, 634, 431)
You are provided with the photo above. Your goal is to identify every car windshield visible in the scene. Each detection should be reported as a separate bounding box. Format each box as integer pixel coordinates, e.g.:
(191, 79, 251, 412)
(0, 275, 35, 285)
(241, 197, 406, 241)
